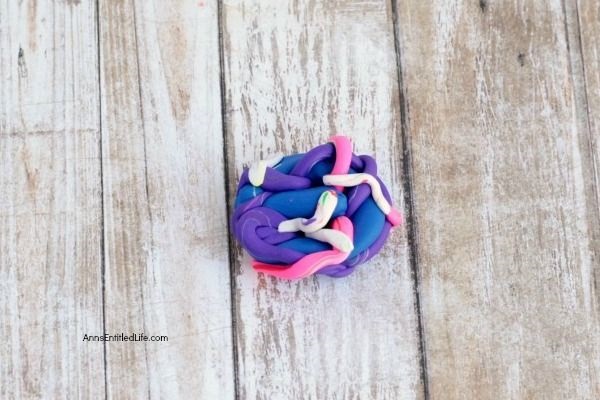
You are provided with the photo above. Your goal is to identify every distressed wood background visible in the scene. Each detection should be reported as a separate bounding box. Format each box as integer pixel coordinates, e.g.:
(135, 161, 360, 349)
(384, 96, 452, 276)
(0, 0, 598, 399)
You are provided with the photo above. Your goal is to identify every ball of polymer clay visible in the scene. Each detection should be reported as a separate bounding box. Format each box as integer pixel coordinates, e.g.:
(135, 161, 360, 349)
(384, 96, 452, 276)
(231, 135, 402, 279)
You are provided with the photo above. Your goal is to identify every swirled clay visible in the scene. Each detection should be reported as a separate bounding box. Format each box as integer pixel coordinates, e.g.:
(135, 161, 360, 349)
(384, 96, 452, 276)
(231, 135, 402, 279)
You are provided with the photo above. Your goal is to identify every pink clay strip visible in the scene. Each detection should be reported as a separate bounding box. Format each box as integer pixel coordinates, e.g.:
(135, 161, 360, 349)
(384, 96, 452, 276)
(252, 216, 354, 279)
(329, 135, 352, 191)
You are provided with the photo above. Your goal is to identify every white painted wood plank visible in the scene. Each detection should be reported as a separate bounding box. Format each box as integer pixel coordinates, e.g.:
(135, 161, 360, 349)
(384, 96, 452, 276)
(0, 1, 104, 398)
(221, 1, 423, 399)
(396, 0, 600, 398)
(98, 0, 234, 398)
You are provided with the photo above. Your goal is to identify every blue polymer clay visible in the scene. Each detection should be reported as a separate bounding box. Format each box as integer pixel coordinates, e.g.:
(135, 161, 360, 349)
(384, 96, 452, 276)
(234, 154, 355, 259)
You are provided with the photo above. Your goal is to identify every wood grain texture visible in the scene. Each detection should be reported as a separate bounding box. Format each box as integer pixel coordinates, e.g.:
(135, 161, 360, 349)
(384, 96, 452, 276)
(395, 0, 600, 398)
(575, 0, 600, 262)
(0, 1, 104, 398)
(221, 1, 423, 399)
(98, 0, 234, 398)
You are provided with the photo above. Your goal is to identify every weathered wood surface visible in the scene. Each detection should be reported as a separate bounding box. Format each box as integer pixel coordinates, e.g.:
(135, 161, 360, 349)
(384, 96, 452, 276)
(3, 0, 600, 398)
(0, 1, 105, 398)
(573, 3, 600, 394)
(221, 1, 423, 398)
(395, 0, 600, 398)
(98, 0, 233, 398)
(576, 1, 600, 254)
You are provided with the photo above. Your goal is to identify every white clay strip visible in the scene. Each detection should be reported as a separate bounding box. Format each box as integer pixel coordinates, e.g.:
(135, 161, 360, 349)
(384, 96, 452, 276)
(305, 229, 354, 253)
(278, 190, 338, 234)
(248, 154, 284, 187)
(323, 173, 392, 215)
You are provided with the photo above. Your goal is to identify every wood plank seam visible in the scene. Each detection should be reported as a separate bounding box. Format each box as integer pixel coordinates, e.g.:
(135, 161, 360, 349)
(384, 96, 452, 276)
(217, 0, 242, 399)
(390, 0, 430, 399)
(94, 0, 109, 398)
